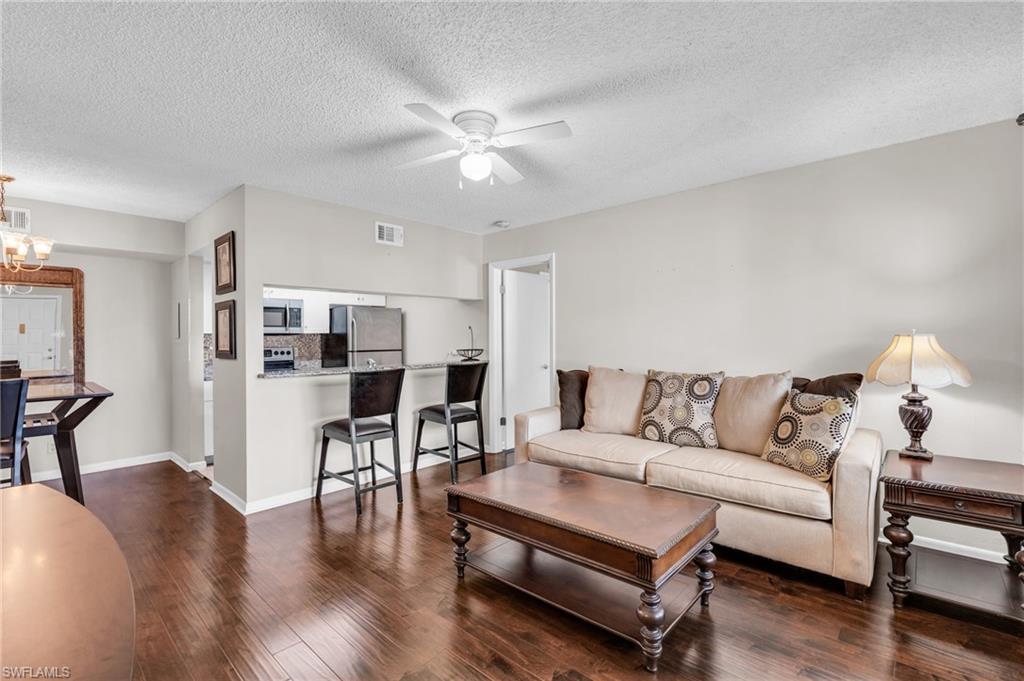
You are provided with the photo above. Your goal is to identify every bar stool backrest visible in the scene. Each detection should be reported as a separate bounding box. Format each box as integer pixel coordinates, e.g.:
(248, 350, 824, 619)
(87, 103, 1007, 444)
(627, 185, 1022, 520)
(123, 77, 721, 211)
(445, 361, 488, 406)
(1, 378, 29, 442)
(350, 368, 405, 419)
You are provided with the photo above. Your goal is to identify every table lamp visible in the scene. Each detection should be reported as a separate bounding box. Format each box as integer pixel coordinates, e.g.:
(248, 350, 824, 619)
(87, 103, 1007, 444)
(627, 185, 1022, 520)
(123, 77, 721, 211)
(866, 332, 972, 460)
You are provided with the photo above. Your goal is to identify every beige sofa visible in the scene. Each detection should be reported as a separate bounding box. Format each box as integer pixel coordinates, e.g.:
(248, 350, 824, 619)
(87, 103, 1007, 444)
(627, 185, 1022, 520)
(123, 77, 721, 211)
(515, 406, 883, 591)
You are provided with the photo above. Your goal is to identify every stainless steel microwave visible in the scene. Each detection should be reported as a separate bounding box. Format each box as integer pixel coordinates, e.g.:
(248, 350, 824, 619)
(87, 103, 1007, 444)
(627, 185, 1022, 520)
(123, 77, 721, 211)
(263, 298, 303, 334)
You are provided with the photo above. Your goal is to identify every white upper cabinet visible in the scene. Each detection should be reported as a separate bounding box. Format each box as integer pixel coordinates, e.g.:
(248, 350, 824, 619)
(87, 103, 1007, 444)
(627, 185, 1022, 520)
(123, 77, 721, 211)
(264, 287, 386, 334)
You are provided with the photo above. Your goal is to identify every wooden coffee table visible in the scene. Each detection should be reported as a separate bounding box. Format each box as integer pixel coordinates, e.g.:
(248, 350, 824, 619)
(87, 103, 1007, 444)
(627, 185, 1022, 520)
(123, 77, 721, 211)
(446, 462, 719, 672)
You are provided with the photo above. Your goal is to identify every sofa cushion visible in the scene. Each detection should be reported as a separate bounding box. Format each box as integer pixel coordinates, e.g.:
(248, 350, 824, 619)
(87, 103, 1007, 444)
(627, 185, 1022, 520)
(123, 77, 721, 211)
(582, 366, 647, 435)
(638, 370, 724, 448)
(763, 390, 856, 482)
(646, 446, 833, 520)
(557, 369, 589, 430)
(714, 372, 792, 455)
(792, 373, 863, 402)
(527, 430, 678, 482)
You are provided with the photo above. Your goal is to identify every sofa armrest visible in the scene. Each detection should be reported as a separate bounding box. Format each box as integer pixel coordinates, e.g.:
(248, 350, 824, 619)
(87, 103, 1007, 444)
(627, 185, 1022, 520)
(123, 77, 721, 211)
(514, 406, 562, 460)
(831, 427, 884, 586)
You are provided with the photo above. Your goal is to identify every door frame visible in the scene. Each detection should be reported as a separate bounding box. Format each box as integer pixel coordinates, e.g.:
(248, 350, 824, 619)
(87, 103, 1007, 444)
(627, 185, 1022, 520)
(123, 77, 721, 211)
(487, 253, 556, 452)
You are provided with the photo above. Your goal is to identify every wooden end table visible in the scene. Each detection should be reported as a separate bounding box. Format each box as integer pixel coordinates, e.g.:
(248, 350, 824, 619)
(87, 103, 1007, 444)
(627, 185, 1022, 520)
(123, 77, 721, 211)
(446, 462, 719, 673)
(880, 450, 1024, 618)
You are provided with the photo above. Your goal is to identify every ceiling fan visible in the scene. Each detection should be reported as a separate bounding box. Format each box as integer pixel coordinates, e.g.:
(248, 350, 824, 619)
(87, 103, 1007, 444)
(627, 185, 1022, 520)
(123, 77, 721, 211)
(396, 103, 572, 186)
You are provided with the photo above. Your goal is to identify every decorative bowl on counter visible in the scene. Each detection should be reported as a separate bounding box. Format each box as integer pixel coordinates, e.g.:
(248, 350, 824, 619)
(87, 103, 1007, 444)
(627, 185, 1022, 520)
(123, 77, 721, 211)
(455, 348, 483, 361)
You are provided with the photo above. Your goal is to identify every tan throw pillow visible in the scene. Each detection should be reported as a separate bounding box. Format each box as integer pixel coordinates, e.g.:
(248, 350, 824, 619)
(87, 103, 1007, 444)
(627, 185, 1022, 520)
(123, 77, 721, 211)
(638, 371, 724, 448)
(714, 372, 792, 455)
(582, 366, 647, 435)
(762, 390, 856, 481)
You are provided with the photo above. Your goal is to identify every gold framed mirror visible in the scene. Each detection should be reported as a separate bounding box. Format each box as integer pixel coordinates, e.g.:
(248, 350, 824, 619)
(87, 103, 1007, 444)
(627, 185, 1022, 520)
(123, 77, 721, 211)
(0, 265, 85, 382)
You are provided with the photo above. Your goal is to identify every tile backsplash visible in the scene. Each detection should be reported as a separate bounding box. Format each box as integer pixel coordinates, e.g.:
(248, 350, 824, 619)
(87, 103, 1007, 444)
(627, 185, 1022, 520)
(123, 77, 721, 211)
(264, 334, 322, 362)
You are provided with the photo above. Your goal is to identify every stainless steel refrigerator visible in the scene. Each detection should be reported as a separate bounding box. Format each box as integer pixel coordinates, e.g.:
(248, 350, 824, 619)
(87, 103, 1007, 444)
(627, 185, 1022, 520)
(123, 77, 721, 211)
(323, 305, 403, 368)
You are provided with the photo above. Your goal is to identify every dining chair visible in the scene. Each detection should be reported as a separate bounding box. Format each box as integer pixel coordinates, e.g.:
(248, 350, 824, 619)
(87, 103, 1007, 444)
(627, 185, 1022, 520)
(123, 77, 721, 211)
(412, 361, 488, 484)
(316, 368, 405, 515)
(1, 378, 32, 486)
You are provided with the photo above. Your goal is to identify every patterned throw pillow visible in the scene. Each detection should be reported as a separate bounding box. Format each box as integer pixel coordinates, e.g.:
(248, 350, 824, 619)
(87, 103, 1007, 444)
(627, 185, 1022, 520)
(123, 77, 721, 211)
(763, 390, 856, 481)
(639, 371, 724, 448)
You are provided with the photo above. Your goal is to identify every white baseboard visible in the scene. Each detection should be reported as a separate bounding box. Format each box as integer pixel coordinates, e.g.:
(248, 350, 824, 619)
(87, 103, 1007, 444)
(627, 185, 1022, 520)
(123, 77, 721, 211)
(31, 451, 177, 482)
(169, 452, 207, 472)
(878, 533, 1005, 564)
(210, 481, 247, 515)
(244, 455, 449, 515)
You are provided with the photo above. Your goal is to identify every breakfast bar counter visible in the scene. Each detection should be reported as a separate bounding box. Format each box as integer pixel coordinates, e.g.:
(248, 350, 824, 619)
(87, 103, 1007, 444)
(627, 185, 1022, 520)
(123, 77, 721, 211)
(257, 361, 466, 379)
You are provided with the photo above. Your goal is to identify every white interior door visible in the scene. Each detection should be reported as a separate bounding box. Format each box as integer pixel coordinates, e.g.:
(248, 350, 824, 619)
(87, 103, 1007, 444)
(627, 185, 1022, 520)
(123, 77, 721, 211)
(502, 269, 552, 449)
(0, 296, 59, 370)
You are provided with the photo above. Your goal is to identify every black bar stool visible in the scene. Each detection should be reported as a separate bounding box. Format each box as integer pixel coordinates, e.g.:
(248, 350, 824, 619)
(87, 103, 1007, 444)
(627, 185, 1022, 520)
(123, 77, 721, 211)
(1, 378, 32, 486)
(413, 361, 488, 483)
(316, 368, 405, 515)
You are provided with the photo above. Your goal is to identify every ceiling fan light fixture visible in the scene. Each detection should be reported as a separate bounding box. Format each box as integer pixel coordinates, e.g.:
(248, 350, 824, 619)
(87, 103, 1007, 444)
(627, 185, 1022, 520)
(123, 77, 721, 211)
(459, 152, 492, 182)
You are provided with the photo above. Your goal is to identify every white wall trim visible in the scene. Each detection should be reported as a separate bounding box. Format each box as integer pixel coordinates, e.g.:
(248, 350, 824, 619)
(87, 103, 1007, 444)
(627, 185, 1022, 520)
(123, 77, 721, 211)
(210, 481, 247, 515)
(31, 451, 178, 482)
(487, 252, 557, 451)
(878, 533, 1005, 564)
(169, 451, 207, 472)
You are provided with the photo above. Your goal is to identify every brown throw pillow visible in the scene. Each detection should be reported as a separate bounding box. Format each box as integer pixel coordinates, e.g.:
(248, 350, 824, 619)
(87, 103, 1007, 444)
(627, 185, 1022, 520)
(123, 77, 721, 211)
(582, 366, 647, 435)
(714, 372, 792, 455)
(763, 389, 856, 481)
(792, 373, 863, 402)
(639, 371, 724, 448)
(557, 369, 589, 430)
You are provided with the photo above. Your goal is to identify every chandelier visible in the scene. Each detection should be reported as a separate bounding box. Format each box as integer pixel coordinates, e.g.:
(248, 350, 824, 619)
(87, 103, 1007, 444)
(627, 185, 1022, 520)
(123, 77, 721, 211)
(1, 175, 54, 272)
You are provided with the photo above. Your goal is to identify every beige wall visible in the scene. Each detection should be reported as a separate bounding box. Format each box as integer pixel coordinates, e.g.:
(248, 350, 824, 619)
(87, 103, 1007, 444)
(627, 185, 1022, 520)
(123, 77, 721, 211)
(183, 187, 247, 499)
(29, 250, 173, 472)
(170, 254, 205, 466)
(6, 196, 184, 260)
(484, 120, 1023, 555)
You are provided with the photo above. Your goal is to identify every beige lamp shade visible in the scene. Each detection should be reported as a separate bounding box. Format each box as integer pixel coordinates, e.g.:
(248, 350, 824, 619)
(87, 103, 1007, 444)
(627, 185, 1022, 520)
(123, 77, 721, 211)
(866, 334, 972, 389)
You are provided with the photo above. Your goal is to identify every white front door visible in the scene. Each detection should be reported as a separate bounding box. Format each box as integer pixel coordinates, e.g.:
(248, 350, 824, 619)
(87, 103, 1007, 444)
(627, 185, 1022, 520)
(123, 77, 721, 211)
(501, 269, 553, 449)
(0, 296, 60, 370)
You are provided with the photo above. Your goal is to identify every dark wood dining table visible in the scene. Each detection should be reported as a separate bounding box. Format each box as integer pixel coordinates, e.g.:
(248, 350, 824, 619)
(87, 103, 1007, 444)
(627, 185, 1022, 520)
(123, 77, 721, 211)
(0, 484, 135, 680)
(24, 381, 113, 505)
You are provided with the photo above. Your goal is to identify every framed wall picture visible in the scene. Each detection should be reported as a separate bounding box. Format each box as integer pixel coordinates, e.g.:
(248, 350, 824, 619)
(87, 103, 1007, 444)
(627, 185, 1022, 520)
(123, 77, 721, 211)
(215, 300, 236, 360)
(214, 230, 236, 294)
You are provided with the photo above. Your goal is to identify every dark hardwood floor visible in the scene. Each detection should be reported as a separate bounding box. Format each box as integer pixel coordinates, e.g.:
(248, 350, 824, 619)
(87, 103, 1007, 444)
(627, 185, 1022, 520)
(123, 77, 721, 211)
(49, 454, 1024, 681)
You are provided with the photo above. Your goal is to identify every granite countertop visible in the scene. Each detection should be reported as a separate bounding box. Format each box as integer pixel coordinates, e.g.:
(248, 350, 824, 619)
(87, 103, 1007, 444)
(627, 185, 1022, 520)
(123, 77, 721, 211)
(257, 361, 477, 379)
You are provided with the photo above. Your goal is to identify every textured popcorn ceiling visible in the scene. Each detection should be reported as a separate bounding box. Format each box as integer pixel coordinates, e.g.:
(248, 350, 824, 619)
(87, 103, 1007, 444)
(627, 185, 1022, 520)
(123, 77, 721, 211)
(1, 3, 1020, 233)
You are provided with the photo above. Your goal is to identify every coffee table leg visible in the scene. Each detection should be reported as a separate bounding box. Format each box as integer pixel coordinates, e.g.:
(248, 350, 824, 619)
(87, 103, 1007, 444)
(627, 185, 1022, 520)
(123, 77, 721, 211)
(451, 519, 470, 578)
(636, 590, 664, 672)
(694, 543, 716, 607)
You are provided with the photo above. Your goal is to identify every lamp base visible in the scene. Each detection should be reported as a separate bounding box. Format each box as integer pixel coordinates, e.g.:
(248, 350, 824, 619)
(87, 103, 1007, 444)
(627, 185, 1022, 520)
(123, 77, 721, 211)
(898, 385, 933, 461)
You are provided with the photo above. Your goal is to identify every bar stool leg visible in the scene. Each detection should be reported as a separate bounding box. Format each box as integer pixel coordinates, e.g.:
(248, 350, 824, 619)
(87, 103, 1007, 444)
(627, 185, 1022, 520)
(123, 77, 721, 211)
(350, 441, 363, 515)
(20, 452, 31, 484)
(391, 430, 403, 504)
(412, 415, 425, 472)
(476, 415, 486, 475)
(370, 440, 377, 486)
(453, 423, 460, 463)
(446, 418, 458, 484)
(316, 435, 329, 499)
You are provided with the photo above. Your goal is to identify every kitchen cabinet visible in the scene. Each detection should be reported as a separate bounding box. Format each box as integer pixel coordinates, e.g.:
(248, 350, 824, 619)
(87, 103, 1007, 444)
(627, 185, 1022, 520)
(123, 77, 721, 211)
(264, 287, 386, 334)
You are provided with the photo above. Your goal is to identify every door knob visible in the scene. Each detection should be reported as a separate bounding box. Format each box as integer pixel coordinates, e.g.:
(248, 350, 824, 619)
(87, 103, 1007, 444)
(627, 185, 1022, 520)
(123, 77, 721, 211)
(541, 364, 550, 370)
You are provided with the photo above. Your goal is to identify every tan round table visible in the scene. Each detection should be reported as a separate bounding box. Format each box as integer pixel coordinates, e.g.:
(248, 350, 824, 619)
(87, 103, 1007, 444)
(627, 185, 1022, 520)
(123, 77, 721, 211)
(1, 484, 134, 680)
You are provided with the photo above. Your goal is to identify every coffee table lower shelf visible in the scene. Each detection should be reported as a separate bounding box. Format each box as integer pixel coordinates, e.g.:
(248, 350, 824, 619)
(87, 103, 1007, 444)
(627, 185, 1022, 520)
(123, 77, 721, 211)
(466, 539, 706, 646)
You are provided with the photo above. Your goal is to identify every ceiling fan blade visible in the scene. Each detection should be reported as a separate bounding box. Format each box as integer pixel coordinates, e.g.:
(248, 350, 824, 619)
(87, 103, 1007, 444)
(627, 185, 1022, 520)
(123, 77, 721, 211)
(494, 120, 572, 148)
(486, 152, 524, 184)
(395, 148, 461, 170)
(404, 103, 465, 139)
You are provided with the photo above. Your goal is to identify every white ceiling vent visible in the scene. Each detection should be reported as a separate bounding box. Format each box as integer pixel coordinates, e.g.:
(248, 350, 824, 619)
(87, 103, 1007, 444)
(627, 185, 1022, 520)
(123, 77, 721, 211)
(0, 207, 31, 234)
(375, 221, 404, 247)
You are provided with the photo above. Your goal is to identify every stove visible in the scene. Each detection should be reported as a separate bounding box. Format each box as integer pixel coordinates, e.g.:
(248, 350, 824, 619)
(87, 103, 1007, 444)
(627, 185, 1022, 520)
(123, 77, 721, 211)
(263, 346, 295, 372)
